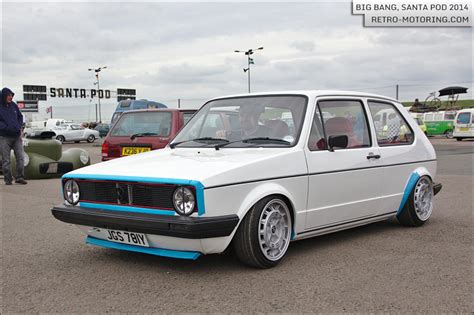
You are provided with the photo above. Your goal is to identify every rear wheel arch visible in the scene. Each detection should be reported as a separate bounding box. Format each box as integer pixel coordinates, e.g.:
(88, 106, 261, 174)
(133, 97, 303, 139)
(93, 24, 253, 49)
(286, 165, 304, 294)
(398, 175, 434, 227)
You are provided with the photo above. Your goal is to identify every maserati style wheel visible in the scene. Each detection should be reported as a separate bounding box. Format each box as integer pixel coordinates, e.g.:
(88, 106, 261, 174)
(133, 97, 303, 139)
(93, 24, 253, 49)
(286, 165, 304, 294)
(234, 196, 292, 268)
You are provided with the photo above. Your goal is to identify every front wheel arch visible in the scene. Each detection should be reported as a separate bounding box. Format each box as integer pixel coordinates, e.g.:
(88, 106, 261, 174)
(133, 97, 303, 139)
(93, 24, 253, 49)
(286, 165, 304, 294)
(236, 192, 296, 239)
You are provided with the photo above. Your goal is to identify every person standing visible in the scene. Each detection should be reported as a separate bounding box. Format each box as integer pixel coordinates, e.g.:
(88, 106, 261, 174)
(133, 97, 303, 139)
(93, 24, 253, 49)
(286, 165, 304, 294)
(0, 87, 27, 185)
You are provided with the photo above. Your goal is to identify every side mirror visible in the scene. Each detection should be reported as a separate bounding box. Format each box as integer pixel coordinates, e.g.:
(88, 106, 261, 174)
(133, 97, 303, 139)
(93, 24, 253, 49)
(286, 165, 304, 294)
(328, 135, 348, 152)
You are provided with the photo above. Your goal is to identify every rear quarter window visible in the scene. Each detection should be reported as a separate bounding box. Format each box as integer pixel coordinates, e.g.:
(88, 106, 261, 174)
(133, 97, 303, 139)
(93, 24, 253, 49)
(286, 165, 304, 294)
(368, 101, 414, 146)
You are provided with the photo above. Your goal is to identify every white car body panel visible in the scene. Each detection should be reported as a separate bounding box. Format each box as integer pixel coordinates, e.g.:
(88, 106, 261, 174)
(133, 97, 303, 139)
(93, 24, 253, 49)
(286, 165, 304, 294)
(67, 147, 308, 189)
(56, 90, 439, 256)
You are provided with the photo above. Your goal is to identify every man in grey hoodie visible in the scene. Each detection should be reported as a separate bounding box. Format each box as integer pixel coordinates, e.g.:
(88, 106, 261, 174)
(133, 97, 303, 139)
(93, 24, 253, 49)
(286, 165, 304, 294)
(0, 87, 27, 185)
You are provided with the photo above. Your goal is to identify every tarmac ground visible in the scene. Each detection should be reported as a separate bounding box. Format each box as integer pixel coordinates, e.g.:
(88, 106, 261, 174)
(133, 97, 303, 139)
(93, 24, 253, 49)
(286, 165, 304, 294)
(1, 137, 472, 313)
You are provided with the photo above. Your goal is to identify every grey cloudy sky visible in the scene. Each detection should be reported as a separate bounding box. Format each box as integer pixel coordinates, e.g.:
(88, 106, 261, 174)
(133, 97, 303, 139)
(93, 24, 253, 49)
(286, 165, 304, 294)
(1, 1, 472, 122)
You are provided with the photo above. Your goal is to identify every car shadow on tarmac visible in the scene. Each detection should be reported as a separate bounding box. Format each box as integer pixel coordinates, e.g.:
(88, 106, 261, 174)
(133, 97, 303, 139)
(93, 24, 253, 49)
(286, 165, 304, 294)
(82, 218, 402, 272)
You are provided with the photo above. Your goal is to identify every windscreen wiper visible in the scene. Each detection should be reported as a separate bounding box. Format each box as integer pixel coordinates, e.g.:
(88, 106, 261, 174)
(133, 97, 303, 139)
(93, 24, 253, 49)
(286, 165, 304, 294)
(169, 137, 229, 149)
(214, 137, 290, 150)
(130, 132, 158, 140)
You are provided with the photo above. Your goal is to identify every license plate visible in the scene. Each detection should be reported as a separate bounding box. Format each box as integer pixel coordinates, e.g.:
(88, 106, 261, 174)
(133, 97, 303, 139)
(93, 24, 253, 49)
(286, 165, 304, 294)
(46, 162, 58, 174)
(122, 147, 151, 156)
(104, 229, 149, 247)
(460, 127, 469, 131)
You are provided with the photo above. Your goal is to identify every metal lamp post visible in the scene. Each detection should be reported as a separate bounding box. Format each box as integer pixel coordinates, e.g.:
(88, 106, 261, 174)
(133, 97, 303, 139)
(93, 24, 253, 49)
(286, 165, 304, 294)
(88, 66, 107, 122)
(234, 47, 263, 93)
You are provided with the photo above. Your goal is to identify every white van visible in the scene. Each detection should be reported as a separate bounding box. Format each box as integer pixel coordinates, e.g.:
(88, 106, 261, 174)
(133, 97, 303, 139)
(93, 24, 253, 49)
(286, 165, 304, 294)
(25, 118, 73, 138)
(29, 118, 72, 129)
(453, 108, 474, 141)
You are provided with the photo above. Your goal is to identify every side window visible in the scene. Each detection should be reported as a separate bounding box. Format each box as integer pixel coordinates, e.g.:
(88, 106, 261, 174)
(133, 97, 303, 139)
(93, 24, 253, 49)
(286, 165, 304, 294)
(434, 113, 444, 121)
(368, 101, 414, 146)
(317, 100, 371, 149)
(183, 112, 194, 125)
(308, 107, 326, 151)
(444, 112, 456, 120)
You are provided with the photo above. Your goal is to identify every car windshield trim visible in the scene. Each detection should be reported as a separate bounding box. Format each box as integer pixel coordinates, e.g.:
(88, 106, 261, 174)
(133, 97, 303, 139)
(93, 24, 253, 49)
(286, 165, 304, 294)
(214, 137, 291, 150)
(170, 137, 229, 149)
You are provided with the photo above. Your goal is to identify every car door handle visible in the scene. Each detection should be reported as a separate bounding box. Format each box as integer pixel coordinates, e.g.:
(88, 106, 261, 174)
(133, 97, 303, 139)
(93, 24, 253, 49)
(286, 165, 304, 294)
(367, 153, 381, 160)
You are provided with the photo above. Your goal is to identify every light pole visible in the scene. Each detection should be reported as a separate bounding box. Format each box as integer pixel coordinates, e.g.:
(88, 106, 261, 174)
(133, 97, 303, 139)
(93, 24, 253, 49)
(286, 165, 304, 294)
(88, 66, 107, 122)
(234, 47, 263, 93)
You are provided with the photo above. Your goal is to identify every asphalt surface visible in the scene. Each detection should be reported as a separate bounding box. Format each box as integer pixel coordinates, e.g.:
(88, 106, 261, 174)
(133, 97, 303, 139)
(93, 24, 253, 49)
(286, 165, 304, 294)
(1, 138, 472, 313)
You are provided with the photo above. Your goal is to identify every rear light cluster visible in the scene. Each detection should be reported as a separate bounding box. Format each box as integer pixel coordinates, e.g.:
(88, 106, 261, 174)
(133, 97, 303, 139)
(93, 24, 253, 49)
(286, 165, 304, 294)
(101, 141, 121, 160)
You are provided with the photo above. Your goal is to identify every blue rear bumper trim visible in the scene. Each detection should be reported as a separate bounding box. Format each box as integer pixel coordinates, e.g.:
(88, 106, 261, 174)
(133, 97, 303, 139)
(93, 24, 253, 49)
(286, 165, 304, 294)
(86, 236, 201, 260)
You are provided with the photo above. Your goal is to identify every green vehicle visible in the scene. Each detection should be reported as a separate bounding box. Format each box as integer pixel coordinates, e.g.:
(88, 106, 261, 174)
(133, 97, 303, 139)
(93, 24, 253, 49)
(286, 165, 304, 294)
(422, 111, 456, 138)
(1, 131, 91, 179)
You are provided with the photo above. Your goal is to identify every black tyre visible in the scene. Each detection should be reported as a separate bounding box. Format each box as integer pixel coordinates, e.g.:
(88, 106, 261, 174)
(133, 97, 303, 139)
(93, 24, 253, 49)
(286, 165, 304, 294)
(397, 176, 434, 227)
(456, 137, 462, 141)
(444, 130, 453, 139)
(233, 196, 292, 268)
(87, 135, 95, 143)
(56, 135, 65, 143)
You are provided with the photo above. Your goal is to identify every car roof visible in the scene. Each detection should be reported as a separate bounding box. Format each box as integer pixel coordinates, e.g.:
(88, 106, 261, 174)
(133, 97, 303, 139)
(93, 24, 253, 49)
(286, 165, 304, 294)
(121, 108, 196, 114)
(457, 108, 474, 113)
(207, 90, 399, 103)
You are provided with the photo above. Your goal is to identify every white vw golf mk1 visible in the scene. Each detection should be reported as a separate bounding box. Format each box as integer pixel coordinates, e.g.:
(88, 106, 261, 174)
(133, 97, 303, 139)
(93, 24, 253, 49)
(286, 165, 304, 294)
(52, 91, 442, 268)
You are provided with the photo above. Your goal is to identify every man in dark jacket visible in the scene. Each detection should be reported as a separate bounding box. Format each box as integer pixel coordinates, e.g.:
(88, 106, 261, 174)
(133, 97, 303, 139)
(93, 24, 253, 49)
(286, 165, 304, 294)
(0, 87, 27, 184)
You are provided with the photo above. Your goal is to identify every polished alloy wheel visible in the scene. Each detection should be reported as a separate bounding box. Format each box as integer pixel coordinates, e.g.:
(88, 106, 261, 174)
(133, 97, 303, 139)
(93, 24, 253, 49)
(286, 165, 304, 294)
(258, 199, 291, 261)
(413, 177, 433, 221)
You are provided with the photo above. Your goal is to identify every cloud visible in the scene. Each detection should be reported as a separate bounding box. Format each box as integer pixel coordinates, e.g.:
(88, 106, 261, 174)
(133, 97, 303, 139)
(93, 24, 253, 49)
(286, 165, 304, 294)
(290, 40, 315, 52)
(1, 1, 471, 122)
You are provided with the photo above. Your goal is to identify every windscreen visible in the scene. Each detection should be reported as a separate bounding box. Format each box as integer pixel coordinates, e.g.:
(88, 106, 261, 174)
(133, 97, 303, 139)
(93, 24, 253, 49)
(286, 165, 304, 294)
(171, 95, 307, 148)
(456, 112, 471, 124)
(110, 112, 172, 137)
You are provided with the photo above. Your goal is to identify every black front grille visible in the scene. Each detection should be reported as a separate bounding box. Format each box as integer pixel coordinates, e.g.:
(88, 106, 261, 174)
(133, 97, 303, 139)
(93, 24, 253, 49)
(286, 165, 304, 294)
(78, 181, 117, 203)
(76, 180, 177, 210)
(132, 184, 175, 209)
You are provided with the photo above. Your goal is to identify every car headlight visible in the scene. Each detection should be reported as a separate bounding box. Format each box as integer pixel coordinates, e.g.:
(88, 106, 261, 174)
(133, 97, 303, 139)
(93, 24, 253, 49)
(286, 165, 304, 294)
(79, 151, 89, 165)
(23, 153, 29, 167)
(173, 186, 196, 216)
(63, 179, 80, 205)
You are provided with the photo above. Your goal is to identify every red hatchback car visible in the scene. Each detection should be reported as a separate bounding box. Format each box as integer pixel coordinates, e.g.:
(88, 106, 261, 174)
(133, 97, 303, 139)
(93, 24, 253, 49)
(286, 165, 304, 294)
(101, 109, 196, 161)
